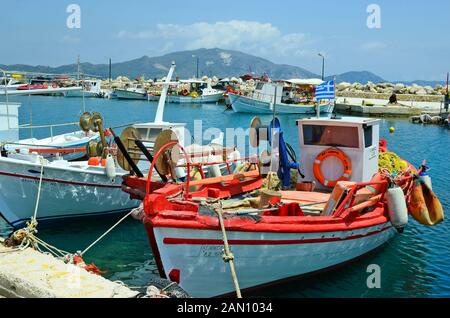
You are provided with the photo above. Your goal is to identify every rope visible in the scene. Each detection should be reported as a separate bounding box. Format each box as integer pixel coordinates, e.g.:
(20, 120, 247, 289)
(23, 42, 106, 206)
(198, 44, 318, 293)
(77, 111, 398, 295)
(214, 201, 242, 298)
(80, 210, 134, 256)
(33, 158, 46, 220)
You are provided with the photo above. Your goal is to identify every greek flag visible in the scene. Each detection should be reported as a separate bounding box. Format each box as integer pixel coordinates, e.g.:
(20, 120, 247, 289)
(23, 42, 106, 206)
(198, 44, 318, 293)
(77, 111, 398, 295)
(315, 81, 335, 101)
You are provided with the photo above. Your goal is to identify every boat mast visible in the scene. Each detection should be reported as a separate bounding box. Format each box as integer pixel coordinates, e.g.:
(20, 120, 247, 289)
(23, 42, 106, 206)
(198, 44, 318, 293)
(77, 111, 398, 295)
(1, 69, 10, 130)
(77, 55, 80, 80)
(109, 58, 112, 82)
(154, 61, 176, 124)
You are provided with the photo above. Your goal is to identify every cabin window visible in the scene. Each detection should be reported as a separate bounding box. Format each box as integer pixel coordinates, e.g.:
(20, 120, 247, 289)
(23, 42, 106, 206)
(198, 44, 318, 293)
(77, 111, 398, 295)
(303, 125, 359, 148)
(364, 125, 373, 148)
(256, 82, 264, 90)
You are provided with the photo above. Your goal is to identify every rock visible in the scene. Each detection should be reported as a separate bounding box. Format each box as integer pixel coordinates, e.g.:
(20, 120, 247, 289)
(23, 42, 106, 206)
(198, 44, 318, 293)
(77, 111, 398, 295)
(394, 83, 405, 92)
(424, 86, 434, 94)
(337, 82, 352, 90)
(416, 88, 427, 95)
(408, 86, 419, 94)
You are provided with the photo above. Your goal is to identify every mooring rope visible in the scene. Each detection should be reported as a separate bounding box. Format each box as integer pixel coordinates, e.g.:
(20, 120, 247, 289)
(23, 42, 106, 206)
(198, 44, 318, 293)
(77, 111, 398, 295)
(32, 158, 46, 221)
(80, 210, 134, 256)
(214, 201, 242, 298)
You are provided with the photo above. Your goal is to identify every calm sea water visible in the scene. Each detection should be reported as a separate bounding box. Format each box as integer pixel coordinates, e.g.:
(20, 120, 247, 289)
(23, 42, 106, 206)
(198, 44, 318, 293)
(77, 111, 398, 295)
(0, 95, 449, 298)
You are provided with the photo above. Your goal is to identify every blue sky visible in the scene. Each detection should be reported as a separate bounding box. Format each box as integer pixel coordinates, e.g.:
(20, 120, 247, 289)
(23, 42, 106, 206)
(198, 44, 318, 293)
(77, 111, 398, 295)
(1, 0, 449, 81)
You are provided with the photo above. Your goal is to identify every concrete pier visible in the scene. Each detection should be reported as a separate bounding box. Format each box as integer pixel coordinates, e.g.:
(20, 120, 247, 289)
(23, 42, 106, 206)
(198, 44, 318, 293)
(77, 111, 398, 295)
(0, 239, 138, 298)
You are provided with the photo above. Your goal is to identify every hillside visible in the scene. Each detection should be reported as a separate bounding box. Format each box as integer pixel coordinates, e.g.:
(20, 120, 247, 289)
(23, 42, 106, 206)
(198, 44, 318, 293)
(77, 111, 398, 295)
(1, 48, 444, 85)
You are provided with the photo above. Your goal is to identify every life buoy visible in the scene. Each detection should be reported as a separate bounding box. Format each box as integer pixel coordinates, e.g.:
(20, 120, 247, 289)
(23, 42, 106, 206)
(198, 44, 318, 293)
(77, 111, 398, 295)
(181, 89, 189, 96)
(313, 148, 352, 188)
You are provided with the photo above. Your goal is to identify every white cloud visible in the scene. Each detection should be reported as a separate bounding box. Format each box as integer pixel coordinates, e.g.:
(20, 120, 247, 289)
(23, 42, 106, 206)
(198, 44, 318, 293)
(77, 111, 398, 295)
(361, 41, 387, 50)
(117, 20, 313, 59)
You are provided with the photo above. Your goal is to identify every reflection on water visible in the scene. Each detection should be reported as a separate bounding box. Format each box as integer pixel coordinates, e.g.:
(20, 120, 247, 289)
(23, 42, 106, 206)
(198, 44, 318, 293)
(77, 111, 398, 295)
(0, 95, 448, 297)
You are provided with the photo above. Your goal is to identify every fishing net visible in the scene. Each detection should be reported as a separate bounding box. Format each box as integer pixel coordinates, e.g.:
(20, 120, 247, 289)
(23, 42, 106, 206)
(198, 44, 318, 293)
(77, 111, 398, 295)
(378, 152, 409, 175)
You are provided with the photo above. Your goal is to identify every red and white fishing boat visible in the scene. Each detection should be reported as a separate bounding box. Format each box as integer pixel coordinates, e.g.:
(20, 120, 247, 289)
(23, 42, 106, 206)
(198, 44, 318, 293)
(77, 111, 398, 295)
(122, 116, 444, 298)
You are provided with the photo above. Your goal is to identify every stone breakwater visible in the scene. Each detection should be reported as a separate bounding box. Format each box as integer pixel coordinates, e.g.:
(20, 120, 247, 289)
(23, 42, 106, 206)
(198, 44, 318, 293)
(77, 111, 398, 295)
(336, 92, 443, 103)
(336, 82, 446, 102)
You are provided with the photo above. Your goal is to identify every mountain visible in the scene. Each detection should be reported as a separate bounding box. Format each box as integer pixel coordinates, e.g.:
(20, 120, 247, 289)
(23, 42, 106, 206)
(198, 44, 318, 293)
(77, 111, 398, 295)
(1, 48, 443, 85)
(0, 48, 318, 80)
(325, 71, 385, 84)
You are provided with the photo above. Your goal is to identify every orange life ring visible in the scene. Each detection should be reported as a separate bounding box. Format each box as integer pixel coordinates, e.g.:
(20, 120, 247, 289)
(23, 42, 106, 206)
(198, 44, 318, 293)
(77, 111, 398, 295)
(181, 89, 189, 96)
(313, 148, 352, 188)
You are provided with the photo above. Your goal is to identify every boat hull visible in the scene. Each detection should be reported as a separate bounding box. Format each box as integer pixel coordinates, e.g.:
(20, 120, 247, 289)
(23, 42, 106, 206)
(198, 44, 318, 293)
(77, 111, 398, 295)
(167, 93, 223, 104)
(147, 220, 396, 297)
(229, 93, 334, 114)
(0, 157, 138, 228)
(114, 89, 148, 100)
(64, 91, 99, 98)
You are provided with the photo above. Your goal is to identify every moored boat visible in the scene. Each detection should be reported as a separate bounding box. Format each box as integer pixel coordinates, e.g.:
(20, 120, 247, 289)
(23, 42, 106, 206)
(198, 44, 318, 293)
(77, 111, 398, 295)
(0, 153, 138, 228)
(229, 79, 334, 114)
(114, 83, 148, 100)
(64, 79, 102, 98)
(167, 80, 224, 104)
(122, 115, 444, 297)
(0, 112, 139, 228)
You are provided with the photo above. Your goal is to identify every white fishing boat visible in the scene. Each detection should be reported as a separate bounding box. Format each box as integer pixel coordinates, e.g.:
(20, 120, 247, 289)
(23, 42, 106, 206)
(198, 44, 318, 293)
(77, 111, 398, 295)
(0, 109, 141, 228)
(64, 79, 102, 98)
(167, 80, 224, 104)
(1, 88, 99, 160)
(0, 86, 138, 228)
(0, 152, 137, 228)
(229, 79, 334, 114)
(114, 83, 148, 100)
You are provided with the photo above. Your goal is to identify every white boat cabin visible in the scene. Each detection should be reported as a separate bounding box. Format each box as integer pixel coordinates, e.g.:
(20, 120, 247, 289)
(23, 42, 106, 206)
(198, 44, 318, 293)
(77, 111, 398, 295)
(0, 102, 20, 142)
(297, 117, 380, 191)
(252, 79, 324, 105)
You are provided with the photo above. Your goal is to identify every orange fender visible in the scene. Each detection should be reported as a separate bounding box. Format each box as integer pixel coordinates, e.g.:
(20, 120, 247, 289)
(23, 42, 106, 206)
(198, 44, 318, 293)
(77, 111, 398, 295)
(409, 179, 444, 226)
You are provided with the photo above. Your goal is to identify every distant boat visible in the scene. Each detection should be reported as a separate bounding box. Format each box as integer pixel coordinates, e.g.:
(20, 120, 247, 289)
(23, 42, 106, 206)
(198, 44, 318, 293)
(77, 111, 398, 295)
(17, 83, 49, 90)
(0, 78, 24, 91)
(229, 79, 334, 114)
(167, 80, 224, 104)
(64, 79, 102, 98)
(114, 83, 148, 100)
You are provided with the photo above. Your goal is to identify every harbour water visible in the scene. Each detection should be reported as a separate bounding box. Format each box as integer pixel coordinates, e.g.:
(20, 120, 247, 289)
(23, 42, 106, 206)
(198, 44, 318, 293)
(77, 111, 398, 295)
(0, 95, 449, 297)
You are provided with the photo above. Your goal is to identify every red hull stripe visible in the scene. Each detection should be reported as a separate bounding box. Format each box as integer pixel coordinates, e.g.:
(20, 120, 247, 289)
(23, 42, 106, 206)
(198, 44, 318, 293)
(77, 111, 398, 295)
(163, 225, 393, 245)
(0, 171, 121, 189)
